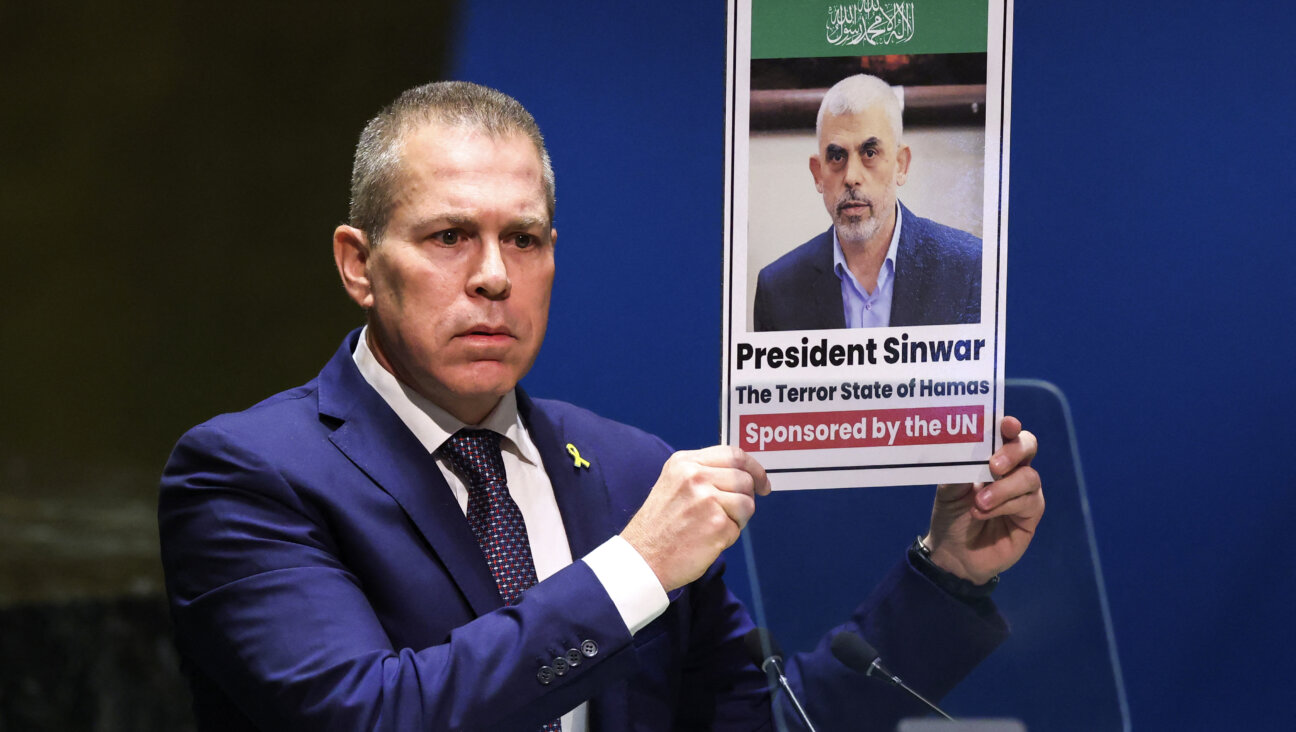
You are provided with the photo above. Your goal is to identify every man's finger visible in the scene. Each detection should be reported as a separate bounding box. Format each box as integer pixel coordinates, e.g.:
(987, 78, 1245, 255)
(713, 488, 757, 533)
(990, 428, 1037, 478)
(971, 485, 1045, 522)
(700, 466, 757, 499)
(974, 466, 1041, 513)
(998, 415, 1022, 442)
(690, 445, 772, 496)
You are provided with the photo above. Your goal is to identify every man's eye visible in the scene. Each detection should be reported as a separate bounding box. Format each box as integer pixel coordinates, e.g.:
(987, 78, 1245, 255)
(827, 150, 845, 162)
(863, 148, 878, 159)
(513, 234, 537, 249)
(434, 230, 461, 245)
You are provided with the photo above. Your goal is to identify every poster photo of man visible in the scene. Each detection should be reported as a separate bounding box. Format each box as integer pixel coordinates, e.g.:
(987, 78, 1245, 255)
(746, 55, 989, 332)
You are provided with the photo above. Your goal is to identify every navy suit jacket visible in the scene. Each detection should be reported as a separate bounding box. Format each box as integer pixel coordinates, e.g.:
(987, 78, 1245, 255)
(753, 203, 982, 331)
(159, 330, 1007, 731)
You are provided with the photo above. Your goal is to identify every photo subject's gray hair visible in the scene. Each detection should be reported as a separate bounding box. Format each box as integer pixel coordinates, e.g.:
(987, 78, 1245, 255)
(349, 81, 556, 245)
(816, 74, 904, 143)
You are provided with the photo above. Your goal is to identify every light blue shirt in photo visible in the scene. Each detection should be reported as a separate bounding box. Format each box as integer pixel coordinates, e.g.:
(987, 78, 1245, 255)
(832, 205, 903, 328)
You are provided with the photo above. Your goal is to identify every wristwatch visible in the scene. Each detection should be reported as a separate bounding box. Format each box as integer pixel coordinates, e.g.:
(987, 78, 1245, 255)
(908, 535, 999, 609)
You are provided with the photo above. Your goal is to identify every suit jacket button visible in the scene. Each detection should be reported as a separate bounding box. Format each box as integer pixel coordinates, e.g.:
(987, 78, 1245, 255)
(552, 656, 569, 675)
(536, 666, 555, 685)
(580, 639, 599, 658)
(566, 648, 583, 667)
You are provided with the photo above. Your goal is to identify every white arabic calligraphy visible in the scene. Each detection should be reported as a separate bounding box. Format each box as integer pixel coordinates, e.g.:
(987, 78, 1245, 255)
(825, 0, 915, 46)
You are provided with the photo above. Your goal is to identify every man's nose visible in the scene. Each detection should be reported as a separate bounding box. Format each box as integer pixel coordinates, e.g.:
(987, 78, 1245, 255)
(468, 239, 510, 300)
(843, 152, 866, 187)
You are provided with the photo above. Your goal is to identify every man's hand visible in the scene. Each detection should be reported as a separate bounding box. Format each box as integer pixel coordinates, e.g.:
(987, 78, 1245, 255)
(924, 416, 1043, 585)
(621, 446, 772, 592)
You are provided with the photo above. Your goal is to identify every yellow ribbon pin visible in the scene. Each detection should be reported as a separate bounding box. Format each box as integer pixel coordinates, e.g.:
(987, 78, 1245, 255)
(566, 443, 591, 469)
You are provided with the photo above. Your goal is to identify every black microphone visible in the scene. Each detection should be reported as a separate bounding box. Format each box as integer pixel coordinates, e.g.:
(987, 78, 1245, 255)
(830, 631, 954, 721)
(743, 628, 819, 732)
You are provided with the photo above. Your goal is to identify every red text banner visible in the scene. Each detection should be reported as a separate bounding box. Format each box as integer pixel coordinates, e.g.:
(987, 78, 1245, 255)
(740, 406, 984, 452)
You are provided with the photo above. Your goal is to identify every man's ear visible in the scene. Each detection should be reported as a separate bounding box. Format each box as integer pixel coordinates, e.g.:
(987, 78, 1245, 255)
(333, 225, 374, 308)
(809, 155, 824, 193)
(895, 144, 912, 186)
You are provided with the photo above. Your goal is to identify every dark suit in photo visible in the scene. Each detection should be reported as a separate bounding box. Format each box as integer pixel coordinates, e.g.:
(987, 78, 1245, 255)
(753, 202, 982, 331)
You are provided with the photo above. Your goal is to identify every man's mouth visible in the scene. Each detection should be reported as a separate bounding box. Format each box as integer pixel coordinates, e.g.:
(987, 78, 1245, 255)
(838, 199, 872, 215)
(457, 324, 515, 341)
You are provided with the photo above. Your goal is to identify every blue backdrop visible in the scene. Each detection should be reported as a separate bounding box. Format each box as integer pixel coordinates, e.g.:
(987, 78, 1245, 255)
(452, 2, 1296, 728)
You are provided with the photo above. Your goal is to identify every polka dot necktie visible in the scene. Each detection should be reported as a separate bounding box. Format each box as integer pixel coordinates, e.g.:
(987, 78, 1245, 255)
(440, 430, 562, 731)
(440, 429, 540, 606)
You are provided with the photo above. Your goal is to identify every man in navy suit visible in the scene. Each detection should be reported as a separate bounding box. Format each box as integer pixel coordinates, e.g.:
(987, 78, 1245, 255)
(159, 82, 1043, 730)
(754, 74, 982, 331)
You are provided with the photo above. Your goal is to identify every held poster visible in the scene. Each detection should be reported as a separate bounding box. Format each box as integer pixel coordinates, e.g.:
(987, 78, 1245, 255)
(722, 0, 1013, 488)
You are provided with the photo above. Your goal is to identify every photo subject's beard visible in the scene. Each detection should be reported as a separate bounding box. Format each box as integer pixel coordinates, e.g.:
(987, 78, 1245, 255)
(833, 187, 900, 247)
(835, 193, 881, 245)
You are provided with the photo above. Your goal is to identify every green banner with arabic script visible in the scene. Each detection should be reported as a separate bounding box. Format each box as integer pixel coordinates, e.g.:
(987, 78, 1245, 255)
(753, 0, 988, 59)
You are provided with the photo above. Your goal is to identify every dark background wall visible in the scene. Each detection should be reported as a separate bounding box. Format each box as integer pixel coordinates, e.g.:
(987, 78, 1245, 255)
(1, 1, 456, 727)
(1, 2, 453, 603)
(2, 0, 1292, 729)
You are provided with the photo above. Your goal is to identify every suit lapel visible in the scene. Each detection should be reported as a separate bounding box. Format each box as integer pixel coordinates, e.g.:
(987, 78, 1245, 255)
(516, 391, 616, 562)
(890, 201, 927, 327)
(316, 330, 503, 617)
(809, 229, 848, 329)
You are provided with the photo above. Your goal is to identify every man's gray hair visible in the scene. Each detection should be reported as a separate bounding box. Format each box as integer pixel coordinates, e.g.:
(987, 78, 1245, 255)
(349, 81, 556, 245)
(816, 74, 904, 143)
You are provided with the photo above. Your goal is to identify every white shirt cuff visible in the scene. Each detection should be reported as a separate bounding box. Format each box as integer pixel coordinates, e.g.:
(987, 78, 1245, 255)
(582, 535, 669, 635)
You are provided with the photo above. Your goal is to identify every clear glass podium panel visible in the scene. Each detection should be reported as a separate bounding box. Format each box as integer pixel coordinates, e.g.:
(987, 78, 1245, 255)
(733, 379, 1129, 731)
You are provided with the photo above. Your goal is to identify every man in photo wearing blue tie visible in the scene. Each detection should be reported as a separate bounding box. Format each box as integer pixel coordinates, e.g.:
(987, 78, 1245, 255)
(159, 81, 1042, 731)
(753, 74, 983, 332)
